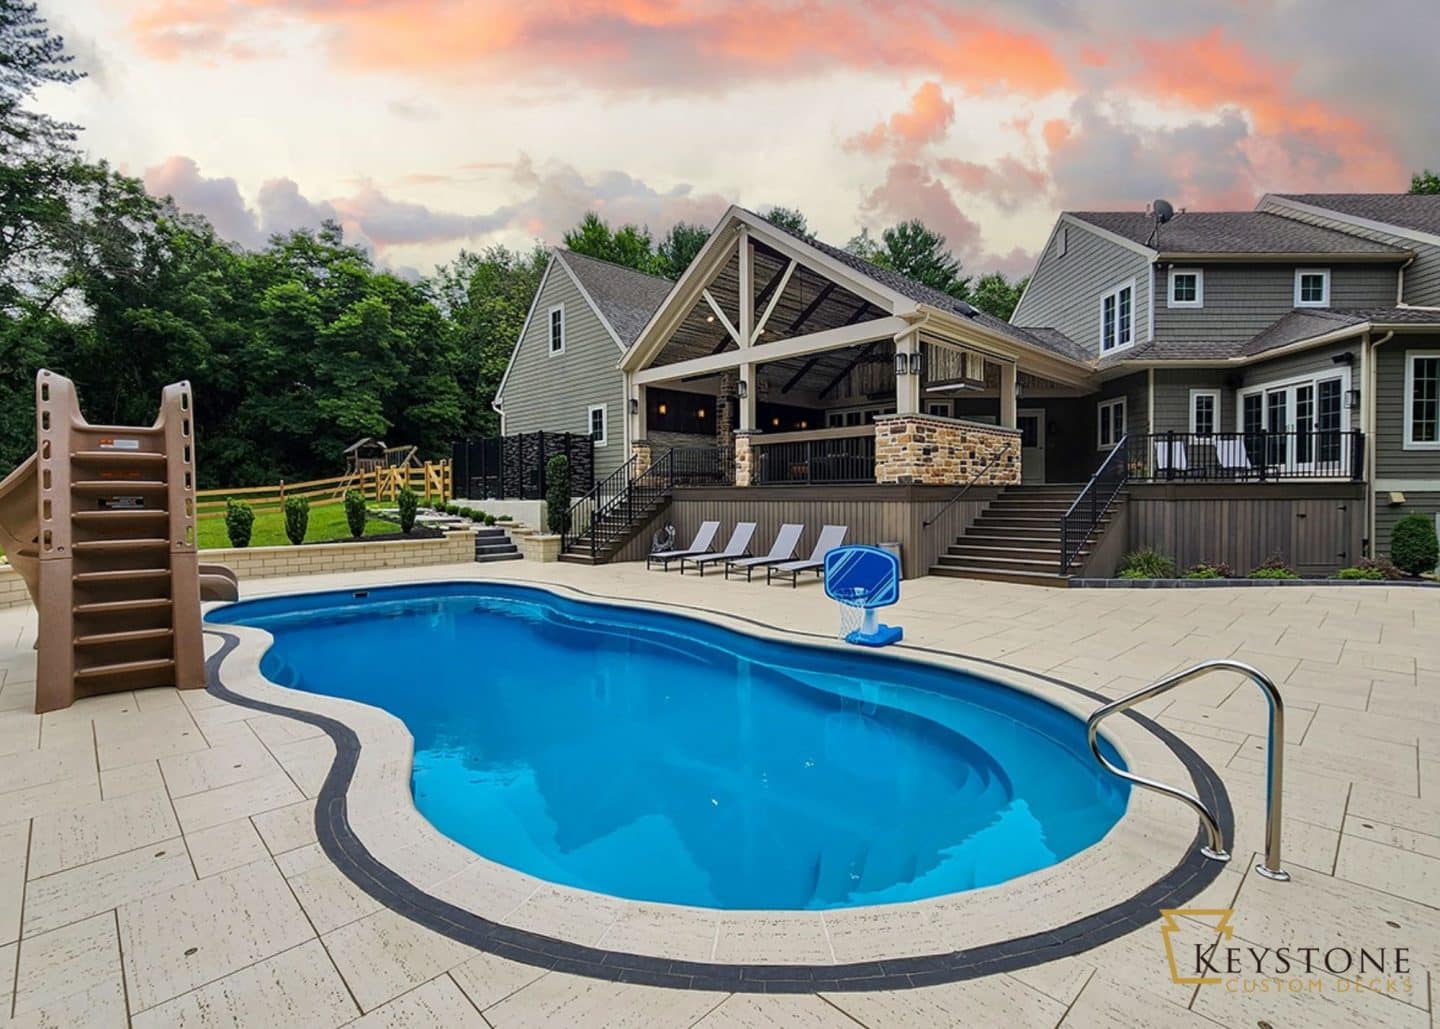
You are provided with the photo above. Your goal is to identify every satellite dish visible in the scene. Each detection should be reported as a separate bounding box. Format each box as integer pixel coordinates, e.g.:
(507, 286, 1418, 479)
(1154, 199, 1175, 224)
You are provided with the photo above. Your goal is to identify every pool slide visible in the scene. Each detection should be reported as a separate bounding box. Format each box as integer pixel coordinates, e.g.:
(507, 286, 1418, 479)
(0, 370, 235, 712)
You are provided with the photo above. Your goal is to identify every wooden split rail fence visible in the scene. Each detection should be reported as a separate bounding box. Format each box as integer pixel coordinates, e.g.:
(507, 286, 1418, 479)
(196, 460, 454, 519)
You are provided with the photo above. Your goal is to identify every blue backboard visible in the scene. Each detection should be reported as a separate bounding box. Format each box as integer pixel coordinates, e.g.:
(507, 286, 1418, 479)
(824, 545, 900, 609)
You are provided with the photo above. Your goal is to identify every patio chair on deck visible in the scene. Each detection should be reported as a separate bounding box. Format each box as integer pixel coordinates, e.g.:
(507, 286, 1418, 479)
(1154, 439, 1189, 478)
(724, 523, 804, 581)
(680, 522, 757, 576)
(767, 525, 848, 588)
(647, 520, 720, 571)
(1215, 437, 1253, 478)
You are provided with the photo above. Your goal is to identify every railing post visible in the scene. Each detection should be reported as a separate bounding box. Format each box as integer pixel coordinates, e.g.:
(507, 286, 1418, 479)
(1258, 430, 1269, 482)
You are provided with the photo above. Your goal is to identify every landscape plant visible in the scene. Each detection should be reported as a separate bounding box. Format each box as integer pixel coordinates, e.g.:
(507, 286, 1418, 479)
(1248, 555, 1298, 579)
(343, 489, 367, 539)
(1183, 562, 1232, 579)
(545, 455, 572, 534)
(283, 495, 310, 545)
(224, 499, 254, 548)
(397, 487, 418, 534)
(1117, 547, 1176, 579)
(1389, 513, 1439, 576)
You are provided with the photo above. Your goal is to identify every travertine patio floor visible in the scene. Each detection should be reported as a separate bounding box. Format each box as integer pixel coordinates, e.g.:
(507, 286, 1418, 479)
(0, 561, 1435, 1027)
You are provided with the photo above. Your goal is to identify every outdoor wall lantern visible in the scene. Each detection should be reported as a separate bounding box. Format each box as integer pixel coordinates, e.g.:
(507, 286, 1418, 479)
(697, 407, 706, 419)
(894, 353, 910, 376)
(629, 398, 638, 416)
(909, 351, 926, 376)
(657, 402, 668, 415)
(737, 379, 748, 399)
(1346, 388, 1361, 410)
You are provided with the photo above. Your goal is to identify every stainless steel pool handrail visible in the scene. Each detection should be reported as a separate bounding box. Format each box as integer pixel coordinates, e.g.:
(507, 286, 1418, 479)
(1086, 659, 1290, 882)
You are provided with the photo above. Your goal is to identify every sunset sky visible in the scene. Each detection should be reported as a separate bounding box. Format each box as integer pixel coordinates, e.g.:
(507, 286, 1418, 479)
(34, 1, 1440, 279)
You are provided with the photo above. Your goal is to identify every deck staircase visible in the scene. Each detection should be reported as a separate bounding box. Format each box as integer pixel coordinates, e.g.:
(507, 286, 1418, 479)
(930, 483, 1108, 587)
(559, 447, 729, 565)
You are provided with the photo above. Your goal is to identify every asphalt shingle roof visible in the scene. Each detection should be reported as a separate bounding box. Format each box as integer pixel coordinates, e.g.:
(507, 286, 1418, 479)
(557, 249, 674, 347)
(1274, 194, 1440, 237)
(1069, 211, 1408, 256)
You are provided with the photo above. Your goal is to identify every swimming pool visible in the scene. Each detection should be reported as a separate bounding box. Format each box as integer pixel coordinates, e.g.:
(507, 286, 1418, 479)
(212, 583, 1129, 911)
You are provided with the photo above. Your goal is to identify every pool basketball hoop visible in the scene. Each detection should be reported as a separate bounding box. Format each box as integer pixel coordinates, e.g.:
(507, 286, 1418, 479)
(824, 545, 903, 647)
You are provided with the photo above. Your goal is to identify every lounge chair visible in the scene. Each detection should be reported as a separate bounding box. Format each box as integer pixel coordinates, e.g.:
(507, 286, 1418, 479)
(680, 522, 757, 576)
(1154, 439, 1188, 478)
(724, 523, 804, 581)
(1215, 437, 1253, 478)
(767, 525, 848, 588)
(647, 520, 720, 571)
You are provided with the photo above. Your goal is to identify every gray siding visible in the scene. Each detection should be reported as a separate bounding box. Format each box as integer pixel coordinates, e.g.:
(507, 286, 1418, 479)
(1375, 337, 1440, 479)
(1151, 368, 1233, 435)
(1012, 220, 1151, 357)
(1152, 263, 1397, 343)
(497, 257, 628, 480)
(1257, 197, 1440, 306)
(1097, 371, 1150, 442)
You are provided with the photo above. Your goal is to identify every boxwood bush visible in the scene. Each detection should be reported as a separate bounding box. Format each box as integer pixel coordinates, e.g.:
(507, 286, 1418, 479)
(397, 487, 418, 534)
(283, 495, 310, 546)
(1390, 513, 1438, 576)
(343, 489, 367, 539)
(224, 498, 254, 548)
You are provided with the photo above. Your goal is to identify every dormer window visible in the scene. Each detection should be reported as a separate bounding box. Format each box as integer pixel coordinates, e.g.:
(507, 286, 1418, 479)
(1168, 268, 1203, 308)
(1294, 269, 1330, 308)
(1100, 280, 1135, 353)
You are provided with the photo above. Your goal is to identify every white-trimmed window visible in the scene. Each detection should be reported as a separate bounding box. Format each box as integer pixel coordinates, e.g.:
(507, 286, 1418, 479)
(1100, 280, 1135, 353)
(547, 304, 565, 354)
(1168, 268, 1203, 308)
(587, 404, 607, 446)
(1405, 351, 1440, 449)
(1189, 389, 1220, 436)
(1097, 397, 1127, 450)
(1294, 269, 1330, 308)
(1056, 226, 1068, 258)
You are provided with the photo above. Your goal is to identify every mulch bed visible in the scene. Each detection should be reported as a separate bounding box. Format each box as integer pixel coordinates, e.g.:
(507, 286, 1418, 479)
(301, 527, 445, 545)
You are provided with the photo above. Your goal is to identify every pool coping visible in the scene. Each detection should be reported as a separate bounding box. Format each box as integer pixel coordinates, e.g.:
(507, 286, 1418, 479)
(203, 577, 1233, 993)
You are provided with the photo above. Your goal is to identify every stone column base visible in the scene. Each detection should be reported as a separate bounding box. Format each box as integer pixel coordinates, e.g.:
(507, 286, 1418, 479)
(631, 440, 652, 476)
(520, 534, 563, 562)
(733, 431, 761, 486)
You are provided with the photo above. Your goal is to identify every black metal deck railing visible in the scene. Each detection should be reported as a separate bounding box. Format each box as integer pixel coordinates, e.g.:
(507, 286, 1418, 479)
(1061, 434, 1129, 575)
(753, 434, 876, 485)
(1129, 430, 1364, 482)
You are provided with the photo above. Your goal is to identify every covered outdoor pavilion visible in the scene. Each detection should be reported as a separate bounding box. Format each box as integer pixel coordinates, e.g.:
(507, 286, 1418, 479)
(619, 208, 1095, 489)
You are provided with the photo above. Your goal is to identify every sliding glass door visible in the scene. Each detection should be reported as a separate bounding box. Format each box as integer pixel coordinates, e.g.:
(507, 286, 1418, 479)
(1239, 370, 1349, 475)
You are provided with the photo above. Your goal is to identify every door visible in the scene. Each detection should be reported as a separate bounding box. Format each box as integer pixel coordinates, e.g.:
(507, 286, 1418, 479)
(1018, 408, 1045, 483)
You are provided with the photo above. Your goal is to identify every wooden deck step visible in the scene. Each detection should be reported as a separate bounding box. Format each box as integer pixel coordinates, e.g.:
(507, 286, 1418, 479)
(74, 657, 175, 680)
(75, 627, 174, 647)
(74, 568, 171, 585)
(74, 597, 173, 616)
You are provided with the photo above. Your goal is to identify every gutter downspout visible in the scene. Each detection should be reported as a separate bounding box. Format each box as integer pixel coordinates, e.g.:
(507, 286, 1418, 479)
(1364, 330, 1396, 558)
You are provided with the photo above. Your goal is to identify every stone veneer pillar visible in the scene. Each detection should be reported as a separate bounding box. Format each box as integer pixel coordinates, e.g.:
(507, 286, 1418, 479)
(733, 431, 759, 486)
(872, 414, 1022, 485)
(631, 440, 652, 476)
(716, 370, 737, 473)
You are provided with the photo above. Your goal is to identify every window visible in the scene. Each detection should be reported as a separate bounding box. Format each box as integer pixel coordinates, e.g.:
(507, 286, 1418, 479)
(1100, 281, 1134, 352)
(1294, 269, 1330, 308)
(1056, 226, 1068, 257)
(547, 304, 565, 354)
(1189, 389, 1219, 436)
(925, 401, 952, 418)
(1168, 267, 1203, 308)
(1406, 352, 1440, 449)
(587, 404, 607, 446)
(1097, 397, 1126, 449)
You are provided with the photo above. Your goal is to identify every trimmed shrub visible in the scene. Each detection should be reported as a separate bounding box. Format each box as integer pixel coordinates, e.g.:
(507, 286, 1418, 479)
(1117, 547, 1176, 579)
(1248, 554, 1298, 579)
(545, 455, 572, 534)
(495, 514, 513, 522)
(343, 489, 367, 539)
(224, 498, 254, 548)
(484, 513, 497, 526)
(1390, 512, 1439, 576)
(397, 487, 418, 534)
(1183, 562, 1232, 580)
(283, 495, 310, 546)
(1336, 565, 1384, 580)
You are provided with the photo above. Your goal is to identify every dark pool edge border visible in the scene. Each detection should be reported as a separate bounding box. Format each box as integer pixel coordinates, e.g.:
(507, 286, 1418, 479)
(203, 591, 1233, 994)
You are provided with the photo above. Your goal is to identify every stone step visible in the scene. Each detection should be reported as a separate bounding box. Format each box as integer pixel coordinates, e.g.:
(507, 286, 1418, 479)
(928, 565, 1070, 587)
(474, 552, 524, 564)
(935, 553, 1065, 572)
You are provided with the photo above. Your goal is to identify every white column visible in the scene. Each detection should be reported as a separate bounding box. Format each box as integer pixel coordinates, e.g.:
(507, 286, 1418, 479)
(737, 227, 757, 432)
(739, 363, 757, 431)
(999, 361, 1018, 429)
(895, 333, 921, 414)
(630, 380, 647, 443)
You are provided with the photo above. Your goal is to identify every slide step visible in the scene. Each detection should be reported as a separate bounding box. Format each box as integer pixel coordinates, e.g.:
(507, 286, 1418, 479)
(72, 480, 168, 492)
(71, 450, 168, 465)
(75, 657, 175, 680)
(75, 627, 174, 647)
(74, 598, 173, 615)
(73, 510, 169, 523)
(74, 568, 170, 585)
(73, 538, 171, 553)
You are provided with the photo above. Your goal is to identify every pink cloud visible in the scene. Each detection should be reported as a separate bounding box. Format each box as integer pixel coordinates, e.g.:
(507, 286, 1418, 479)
(845, 81, 954, 157)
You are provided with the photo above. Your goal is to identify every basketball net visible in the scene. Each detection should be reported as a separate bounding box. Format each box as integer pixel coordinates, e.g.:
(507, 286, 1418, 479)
(837, 586, 879, 640)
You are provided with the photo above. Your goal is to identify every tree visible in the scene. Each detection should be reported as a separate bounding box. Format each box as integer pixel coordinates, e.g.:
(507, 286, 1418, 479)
(969, 272, 1028, 321)
(1410, 169, 1440, 195)
(872, 219, 970, 301)
(844, 227, 881, 262)
(654, 222, 709, 279)
(562, 212, 657, 274)
(1, 0, 82, 154)
(763, 206, 810, 236)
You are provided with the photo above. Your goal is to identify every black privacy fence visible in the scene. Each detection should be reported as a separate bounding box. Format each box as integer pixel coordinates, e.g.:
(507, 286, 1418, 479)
(451, 432, 595, 500)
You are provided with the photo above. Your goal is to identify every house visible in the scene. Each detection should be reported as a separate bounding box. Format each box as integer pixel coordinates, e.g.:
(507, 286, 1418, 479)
(492, 248, 674, 482)
(493, 196, 1440, 581)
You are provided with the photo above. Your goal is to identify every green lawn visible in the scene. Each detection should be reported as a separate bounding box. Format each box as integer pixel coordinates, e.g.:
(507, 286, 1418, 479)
(197, 502, 400, 549)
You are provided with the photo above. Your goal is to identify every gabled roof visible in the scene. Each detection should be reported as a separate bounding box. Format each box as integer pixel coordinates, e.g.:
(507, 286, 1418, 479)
(1069, 210, 1408, 258)
(1272, 193, 1440, 237)
(555, 249, 673, 347)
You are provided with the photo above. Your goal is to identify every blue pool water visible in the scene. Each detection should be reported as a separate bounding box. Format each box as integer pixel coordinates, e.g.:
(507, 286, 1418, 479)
(212, 583, 1128, 910)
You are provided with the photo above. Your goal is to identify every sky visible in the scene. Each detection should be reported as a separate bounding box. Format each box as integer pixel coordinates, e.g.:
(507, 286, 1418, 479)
(34, 0, 1440, 280)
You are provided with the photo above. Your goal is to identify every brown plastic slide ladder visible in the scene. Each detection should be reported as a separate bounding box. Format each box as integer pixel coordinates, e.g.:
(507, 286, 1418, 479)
(0, 370, 236, 713)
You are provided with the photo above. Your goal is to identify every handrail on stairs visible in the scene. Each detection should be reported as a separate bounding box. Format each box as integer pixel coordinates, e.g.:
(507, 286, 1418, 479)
(921, 450, 1002, 529)
(1086, 658, 1290, 882)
